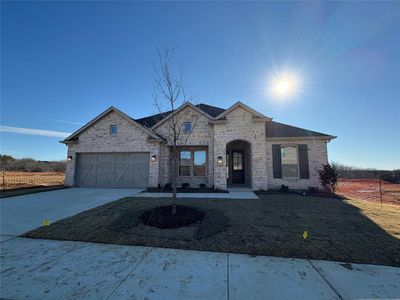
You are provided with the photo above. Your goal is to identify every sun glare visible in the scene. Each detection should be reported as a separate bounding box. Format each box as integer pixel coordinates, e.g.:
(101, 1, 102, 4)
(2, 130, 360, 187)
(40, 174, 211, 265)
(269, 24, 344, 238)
(270, 72, 300, 99)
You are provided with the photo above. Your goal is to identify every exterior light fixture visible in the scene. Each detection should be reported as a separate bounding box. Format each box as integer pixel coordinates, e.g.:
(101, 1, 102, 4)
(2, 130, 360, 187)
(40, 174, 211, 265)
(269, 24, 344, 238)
(67, 156, 73, 161)
(217, 156, 223, 166)
(151, 155, 157, 162)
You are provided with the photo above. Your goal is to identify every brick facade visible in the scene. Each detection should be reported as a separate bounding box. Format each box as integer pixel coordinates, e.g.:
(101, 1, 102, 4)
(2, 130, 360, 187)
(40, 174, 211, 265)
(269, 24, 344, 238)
(64, 111, 159, 187)
(265, 139, 328, 189)
(64, 104, 331, 191)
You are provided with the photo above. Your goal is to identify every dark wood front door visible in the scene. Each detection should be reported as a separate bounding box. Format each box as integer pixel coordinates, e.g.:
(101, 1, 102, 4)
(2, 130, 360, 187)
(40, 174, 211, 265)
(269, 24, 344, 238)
(232, 150, 245, 184)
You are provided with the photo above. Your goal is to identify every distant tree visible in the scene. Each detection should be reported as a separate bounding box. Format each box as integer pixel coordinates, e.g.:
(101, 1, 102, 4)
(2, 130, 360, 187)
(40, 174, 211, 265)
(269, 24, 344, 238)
(0, 154, 66, 172)
(0, 155, 16, 170)
(317, 163, 339, 192)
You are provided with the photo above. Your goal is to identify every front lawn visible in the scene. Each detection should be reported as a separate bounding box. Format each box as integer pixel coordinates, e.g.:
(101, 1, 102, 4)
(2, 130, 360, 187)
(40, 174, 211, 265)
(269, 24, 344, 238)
(22, 194, 400, 266)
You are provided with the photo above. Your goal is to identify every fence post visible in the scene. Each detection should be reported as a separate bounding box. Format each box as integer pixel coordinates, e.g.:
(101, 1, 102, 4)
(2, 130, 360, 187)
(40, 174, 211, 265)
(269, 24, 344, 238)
(379, 179, 382, 204)
(1, 171, 4, 189)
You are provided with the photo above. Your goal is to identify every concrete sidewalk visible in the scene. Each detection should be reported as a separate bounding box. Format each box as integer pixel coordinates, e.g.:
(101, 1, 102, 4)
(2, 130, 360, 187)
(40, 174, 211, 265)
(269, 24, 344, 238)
(1, 238, 399, 300)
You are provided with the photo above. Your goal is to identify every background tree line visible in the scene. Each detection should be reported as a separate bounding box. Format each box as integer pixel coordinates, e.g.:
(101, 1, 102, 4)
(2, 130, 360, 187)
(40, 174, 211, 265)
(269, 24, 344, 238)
(0, 155, 66, 172)
(334, 162, 400, 184)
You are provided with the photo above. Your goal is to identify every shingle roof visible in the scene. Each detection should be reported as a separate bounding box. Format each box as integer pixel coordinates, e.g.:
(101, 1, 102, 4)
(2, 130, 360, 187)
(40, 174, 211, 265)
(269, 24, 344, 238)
(134, 103, 225, 128)
(266, 121, 332, 138)
(134, 102, 334, 139)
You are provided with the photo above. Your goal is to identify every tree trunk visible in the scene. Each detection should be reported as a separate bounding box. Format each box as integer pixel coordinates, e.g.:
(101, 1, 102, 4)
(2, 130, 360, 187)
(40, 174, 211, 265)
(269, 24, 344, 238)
(172, 145, 177, 215)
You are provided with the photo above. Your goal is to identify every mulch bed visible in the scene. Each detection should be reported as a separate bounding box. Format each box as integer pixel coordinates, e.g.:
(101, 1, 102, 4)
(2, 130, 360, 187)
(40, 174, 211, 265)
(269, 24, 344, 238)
(255, 189, 343, 199)
(141, 205, 205, 229)
(22, 194, 400, 267)
(146, 187, 228, 193)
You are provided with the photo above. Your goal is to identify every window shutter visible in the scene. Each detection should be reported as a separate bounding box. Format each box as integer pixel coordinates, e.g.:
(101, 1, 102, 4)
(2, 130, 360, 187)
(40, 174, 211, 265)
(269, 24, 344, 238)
(298, 144, 310, 179)
(272, 144, 282, 178)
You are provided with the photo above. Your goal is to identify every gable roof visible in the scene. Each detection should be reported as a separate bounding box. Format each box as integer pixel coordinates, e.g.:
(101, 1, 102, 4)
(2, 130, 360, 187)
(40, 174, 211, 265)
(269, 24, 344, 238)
(62, 102, 335, 143)
(266, 121, 335, 140)
(135, 103, 225, 128)
(62, 106, 162, 143)
(214, 101, 272, 120)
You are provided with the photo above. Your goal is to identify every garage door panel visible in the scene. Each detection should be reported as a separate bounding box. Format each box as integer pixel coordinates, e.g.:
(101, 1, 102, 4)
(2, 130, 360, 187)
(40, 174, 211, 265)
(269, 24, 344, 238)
(133, 164, 149, 188)
(75, 152, 149, 188)
(76, 154, 98, 187)
(115, 162, 135, 187)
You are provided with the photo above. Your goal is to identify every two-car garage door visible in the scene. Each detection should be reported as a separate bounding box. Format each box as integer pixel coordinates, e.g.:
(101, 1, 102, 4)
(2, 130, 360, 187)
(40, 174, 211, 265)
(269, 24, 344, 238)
(75, 152, 150, 188)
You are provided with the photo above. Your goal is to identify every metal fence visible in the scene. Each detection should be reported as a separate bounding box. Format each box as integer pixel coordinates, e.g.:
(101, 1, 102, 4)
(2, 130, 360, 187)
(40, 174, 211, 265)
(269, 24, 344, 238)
(337, 178, 400, 206)
(0, 171, 65, 190)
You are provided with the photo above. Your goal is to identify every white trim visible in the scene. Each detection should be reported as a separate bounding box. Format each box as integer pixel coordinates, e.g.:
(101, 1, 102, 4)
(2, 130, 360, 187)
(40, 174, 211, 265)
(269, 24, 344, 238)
(214, 101, 272, 120)
(266, 136, 336, 141)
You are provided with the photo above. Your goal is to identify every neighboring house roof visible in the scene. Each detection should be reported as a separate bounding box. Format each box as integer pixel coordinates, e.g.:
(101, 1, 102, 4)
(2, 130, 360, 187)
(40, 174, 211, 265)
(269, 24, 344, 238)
(62, 106, 162, 143)
(266, 121, 335, 140)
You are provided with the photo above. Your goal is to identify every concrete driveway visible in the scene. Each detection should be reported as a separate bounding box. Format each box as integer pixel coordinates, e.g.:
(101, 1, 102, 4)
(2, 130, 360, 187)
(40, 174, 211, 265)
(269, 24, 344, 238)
(0, 188, 142, 241)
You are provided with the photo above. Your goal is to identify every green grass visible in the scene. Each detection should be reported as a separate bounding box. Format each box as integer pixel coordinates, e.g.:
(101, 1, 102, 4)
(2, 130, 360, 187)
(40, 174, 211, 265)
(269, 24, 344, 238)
(23, 194, 400, 266)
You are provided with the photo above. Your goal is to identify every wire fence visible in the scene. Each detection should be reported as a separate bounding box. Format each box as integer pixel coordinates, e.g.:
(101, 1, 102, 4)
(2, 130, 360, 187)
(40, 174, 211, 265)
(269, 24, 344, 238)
(337, 178, 400, 206)
(0, 171, 65, 190)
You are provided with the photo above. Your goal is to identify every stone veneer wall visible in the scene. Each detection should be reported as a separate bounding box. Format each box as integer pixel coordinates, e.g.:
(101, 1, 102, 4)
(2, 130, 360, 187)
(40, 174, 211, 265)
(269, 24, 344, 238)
(213, 106, 268, 190)
(64, 111, 160, 187)
(154, 106, 214, 188)
(265, 139, 329, 189)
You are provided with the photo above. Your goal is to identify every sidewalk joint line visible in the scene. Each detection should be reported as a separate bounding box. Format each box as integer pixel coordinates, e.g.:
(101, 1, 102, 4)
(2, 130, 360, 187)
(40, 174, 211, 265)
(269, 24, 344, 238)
(104, 247, 154, 300)
(226, 253, 230, 300)
(308, 260, 343, 300)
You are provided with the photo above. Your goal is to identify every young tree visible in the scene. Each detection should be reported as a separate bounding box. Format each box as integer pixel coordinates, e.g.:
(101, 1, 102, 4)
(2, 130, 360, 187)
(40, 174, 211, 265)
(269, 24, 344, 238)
(152, 48, 199, 215)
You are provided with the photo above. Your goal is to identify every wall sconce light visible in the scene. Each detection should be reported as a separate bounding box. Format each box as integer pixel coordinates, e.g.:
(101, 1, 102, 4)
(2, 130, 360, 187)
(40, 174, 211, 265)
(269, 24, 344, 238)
(217, 156, 223, 166)
(67, 156, 73, 161)
(151, 155, 157, 162)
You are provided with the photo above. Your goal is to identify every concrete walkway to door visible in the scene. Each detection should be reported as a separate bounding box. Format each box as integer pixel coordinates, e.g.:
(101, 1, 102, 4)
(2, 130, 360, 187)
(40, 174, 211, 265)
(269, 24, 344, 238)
(0, 188, 142, 241)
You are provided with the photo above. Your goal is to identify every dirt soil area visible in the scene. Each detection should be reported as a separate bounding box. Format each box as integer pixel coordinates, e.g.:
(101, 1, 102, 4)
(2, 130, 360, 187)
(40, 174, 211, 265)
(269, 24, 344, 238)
(23, 194, 400, 267)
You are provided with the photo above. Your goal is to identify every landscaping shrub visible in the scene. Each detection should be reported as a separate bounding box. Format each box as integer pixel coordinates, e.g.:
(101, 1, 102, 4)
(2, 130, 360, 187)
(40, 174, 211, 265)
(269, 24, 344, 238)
(280, 184, 289, 192)
(164, 183, 172, 191)
(199, 183, 207, 188)
(317, 163, 339, 192)
(181, 182, 190, 188)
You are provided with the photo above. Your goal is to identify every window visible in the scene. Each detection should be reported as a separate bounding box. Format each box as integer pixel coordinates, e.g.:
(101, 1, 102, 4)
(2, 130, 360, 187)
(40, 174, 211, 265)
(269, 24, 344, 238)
(110, 125, 118, 135)
(194, 151, 206, 176)
(179, 151, 191, 176)
(183, 122, 192, 133)
(177, 148, 207, 177)
(233, 152, 243, 170)
(281, 146, 298, 177)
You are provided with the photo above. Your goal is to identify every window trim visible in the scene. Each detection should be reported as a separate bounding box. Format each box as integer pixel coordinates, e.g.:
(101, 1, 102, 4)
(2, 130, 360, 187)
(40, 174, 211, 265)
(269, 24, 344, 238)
(110, 125, 118, 136)
(176, 146, 208, 178)
(280, 144, 299, 178)
(182, 122, 192, 133)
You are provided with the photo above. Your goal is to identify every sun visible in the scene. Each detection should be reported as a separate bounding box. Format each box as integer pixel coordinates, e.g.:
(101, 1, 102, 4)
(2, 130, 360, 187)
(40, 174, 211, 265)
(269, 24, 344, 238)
(270, 72, 300, 99)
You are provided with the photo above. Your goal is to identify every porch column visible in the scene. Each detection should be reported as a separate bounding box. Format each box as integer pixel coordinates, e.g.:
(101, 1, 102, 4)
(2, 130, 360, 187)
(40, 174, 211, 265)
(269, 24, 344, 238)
(213, 125, 227, 190)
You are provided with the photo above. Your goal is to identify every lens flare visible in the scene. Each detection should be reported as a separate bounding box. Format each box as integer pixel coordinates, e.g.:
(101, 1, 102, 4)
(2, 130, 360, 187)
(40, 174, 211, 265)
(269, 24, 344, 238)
(270, 72, 300, 99)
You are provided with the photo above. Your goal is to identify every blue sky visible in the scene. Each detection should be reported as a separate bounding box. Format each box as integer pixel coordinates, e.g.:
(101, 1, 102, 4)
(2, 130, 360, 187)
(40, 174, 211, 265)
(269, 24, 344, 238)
(1, 1, 399, 169)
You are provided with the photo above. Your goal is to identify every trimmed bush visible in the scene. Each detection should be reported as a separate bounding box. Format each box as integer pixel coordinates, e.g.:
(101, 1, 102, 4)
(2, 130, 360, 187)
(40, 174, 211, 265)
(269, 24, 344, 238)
(317, 163, 339, 192)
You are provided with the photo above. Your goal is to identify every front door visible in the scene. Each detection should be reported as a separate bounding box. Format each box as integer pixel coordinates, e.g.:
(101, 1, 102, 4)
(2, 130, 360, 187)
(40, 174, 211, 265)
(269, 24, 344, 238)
(232, 150, 245, 184)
